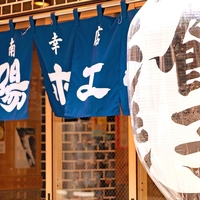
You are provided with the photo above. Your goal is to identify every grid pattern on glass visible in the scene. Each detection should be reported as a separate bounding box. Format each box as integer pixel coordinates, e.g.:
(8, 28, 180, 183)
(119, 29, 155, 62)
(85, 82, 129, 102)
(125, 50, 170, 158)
(59, 117, 119, 200)
(39, 51, 46, 199)
(31, 44, 47, 200)
(0, 45, 43, 200)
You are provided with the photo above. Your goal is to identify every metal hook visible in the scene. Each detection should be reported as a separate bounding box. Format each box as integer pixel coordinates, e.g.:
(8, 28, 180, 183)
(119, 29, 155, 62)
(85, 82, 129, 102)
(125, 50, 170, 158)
(21, 26, 30, 35)
(118, 15, 122, 24)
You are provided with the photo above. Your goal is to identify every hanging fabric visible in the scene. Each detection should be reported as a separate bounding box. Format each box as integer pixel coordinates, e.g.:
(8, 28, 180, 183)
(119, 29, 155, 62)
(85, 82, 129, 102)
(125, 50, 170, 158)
(64, 2, 138, 118)
(33, 14, 75, 117)
(64, 5, 121, 118)
(117, 1, 139, 115)
(0, 19, 33, 120)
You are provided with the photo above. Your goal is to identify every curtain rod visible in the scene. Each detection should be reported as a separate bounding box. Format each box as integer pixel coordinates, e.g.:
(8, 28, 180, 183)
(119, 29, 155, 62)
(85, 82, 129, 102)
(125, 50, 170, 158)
(0, 0, 145, 25)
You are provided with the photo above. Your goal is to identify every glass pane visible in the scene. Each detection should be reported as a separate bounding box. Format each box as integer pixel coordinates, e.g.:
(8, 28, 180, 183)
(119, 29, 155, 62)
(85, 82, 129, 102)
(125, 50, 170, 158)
(53, 115, 129, 200)
(0, 46, 45, 200)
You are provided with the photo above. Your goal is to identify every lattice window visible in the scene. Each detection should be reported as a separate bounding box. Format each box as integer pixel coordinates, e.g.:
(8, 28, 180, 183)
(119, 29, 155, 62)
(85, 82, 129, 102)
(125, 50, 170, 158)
(0, 0, 114, 19)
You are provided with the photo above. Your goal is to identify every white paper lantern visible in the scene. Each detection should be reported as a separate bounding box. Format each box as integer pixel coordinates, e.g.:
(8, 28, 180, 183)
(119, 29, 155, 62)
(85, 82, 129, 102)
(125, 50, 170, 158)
(127, 0, 200, 199)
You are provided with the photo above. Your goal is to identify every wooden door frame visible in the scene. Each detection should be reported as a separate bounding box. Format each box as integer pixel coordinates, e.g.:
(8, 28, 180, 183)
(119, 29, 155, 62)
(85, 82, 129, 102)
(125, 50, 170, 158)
(128, 116, 148, 200)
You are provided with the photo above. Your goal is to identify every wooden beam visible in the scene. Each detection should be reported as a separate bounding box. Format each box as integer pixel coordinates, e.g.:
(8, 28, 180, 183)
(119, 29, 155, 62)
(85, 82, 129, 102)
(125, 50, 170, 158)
(0, 0, 146, 26)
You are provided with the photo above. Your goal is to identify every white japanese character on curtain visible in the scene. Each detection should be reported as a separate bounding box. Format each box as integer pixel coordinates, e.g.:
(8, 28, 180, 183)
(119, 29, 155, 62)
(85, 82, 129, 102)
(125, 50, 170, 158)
(0, 59, 29, 112)
(8, 38, 15, 57)
(93, 26, 103, 46)
(77, 63, 110, 101)
(48, 63, 71, 105)
(49, 32, 63, 55)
